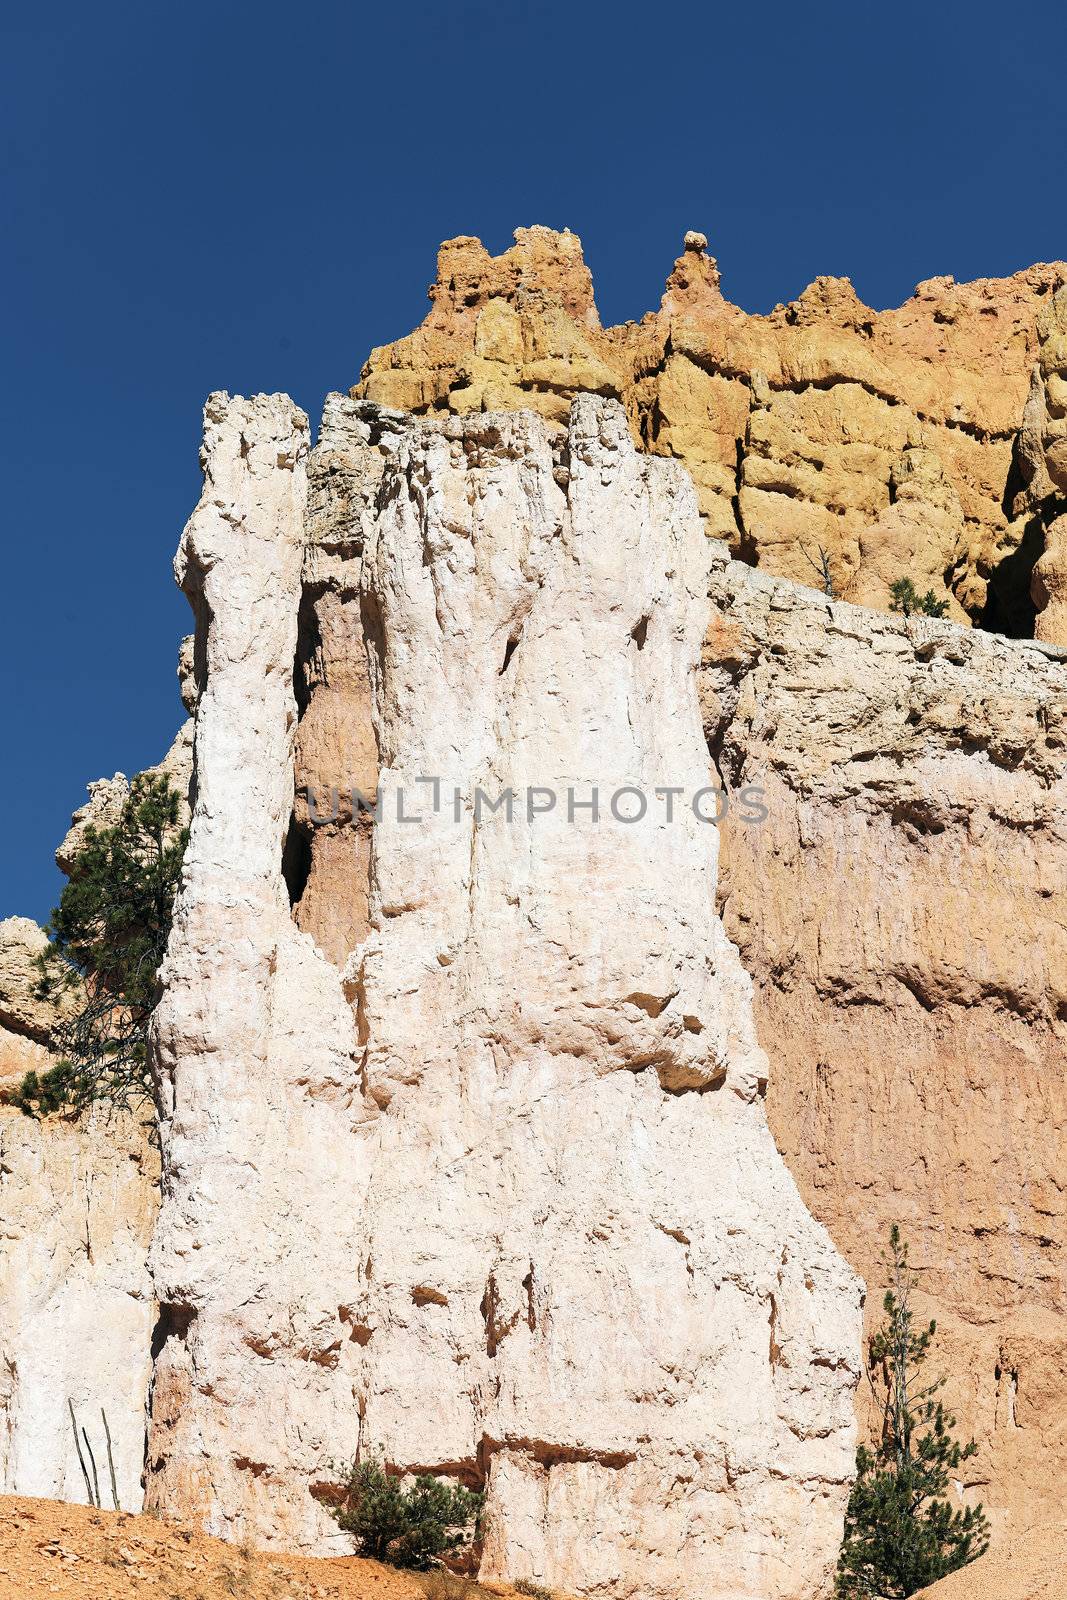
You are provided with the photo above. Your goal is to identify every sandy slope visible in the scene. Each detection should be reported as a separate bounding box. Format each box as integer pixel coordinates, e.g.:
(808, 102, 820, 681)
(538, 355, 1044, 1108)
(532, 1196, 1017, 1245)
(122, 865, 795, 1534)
(917, 1528, 1067, 1600)
(0, 1496, 541, 1600)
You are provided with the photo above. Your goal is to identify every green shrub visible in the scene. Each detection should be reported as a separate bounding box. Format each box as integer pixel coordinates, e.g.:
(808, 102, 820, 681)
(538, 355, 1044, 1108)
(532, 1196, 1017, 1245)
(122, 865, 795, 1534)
(330, 1453, 482, 1570)
(4, 773, 187, 1118)
(515, 1581, 553, 1599)
(889, 578, 949, 619)
(835, 1226, 989, 1599)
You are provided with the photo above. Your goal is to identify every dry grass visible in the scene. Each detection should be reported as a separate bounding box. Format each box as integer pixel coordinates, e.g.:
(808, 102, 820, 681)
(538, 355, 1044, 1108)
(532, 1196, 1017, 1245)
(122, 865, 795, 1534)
(418, 1572, 481, 1600)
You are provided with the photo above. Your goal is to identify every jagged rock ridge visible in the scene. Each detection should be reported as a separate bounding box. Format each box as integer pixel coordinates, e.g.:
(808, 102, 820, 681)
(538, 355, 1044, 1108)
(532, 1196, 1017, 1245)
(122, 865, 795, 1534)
(356, 226, 1067, 638)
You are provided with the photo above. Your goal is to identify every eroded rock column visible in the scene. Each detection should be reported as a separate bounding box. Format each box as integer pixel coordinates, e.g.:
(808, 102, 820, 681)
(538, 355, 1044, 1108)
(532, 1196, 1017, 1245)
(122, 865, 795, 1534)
(146, 393, 366, 1547)
(149, 389, 861, 1596)
(346, 397, 862, 1600)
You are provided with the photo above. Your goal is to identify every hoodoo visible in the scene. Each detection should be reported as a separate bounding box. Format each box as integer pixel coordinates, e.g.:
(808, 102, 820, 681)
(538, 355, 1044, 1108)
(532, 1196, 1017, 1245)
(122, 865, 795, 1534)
(3, 229, 1066, 1600)
(146, 389, 862, 1598)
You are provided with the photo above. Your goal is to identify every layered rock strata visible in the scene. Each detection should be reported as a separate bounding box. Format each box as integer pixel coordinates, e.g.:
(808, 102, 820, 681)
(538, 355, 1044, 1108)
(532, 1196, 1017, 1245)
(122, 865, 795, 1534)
(147, 389, 862, 1599)
(700, 560, 1067, 1540)
(356, 227, 1067, 632)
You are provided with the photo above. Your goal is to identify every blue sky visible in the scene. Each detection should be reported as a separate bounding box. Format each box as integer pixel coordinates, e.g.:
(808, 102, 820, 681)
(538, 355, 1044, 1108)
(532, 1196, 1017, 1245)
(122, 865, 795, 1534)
(2, 0, 1064, 924)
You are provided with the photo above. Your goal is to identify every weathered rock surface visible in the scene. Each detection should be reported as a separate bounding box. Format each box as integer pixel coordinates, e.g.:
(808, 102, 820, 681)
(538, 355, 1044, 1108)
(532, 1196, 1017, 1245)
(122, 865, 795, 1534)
(0, 1108, 158, 1511)
(0, 919, 157, 1511)
(1026, 287, 1067, 646)
(0, 679, 192, 1515)
(0, 918, 57, 1074)
(11, 221, 1067, 1591)
(148, 390, 862, 1599)
(355, 233, 1067, 1546)
(147, 392, 364, 1550)
(700, 559, 1067, 1542)
(288, 394, 386, 967)
(356, 228, 1067, 633)
(276, 389, 1067, 1569)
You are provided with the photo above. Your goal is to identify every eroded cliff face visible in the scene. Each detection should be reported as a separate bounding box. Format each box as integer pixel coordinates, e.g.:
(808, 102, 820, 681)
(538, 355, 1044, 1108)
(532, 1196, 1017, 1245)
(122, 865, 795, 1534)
(8, 228, 1067, 1594)
(700, 564, 1067, 1543)
(1025, 286, 1067, 645)
(350, 234, 1067, 1548)
(356, 227, 1067, 637)
(0, 919, 59, 1086)
(146, 390, 862, 1599)
(146, 394, 365, 1548)
(285, 403, 1067, 1558)
(0, 663, 194, 1512)
(0, 919, 158, 1513)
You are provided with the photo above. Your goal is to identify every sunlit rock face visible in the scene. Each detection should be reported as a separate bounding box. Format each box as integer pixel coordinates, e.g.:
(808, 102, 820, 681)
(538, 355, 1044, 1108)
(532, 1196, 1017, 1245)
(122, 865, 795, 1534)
(146, 393, 367, 1549)
(145, 389, 862, 1599)
(700, 557, 1067, 1549)
(0, 917, 157, 1514)
(1026, 286, 1067, 645)
(355, 225, 1067, 634)
(353, 229, 1067, 1552)
(8, 229, 1067, 1597)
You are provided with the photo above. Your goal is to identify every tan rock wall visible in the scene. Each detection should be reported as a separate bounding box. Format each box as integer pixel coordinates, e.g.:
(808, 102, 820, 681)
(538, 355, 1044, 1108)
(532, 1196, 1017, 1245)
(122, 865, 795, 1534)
(0, 919, 60, 1086)
(0, 629, 193, 1514)
(1026, 287, 1067, 647)
(356, 238, 1067, 1536)
(289, 395, 387, 967)
(284, 392, 1067, 1562)
(700, 558, 1067, 1541)
(9, 229, 1067, 1585)
(0, 1109, 158, 1510)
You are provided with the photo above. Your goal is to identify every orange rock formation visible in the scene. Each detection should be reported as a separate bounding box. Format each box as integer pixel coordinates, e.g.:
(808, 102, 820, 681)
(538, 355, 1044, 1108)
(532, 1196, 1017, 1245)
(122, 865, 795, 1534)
(356, 226, 1067, 636)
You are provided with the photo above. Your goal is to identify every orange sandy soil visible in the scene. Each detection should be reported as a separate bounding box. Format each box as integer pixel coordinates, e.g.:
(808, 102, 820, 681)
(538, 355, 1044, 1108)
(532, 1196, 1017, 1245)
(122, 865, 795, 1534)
(916, 1527, 1067, 1600)
(6, 1494, 1061, 1600)
(0, 1497, 547, 1600)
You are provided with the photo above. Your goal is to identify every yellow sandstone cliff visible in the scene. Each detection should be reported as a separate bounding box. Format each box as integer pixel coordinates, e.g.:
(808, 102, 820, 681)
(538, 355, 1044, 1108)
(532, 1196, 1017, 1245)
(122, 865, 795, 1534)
(356, 226, 1067, 638)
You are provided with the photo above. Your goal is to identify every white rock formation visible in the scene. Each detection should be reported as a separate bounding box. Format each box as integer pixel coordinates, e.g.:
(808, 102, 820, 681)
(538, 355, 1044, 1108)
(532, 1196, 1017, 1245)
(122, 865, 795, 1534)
(1, 918, 155, 1512)
(147, 393, 365, 1547)
(0, 651, 196, 1515)
(0, 1107, 157, 1510)
(146, 389, 862, 1599)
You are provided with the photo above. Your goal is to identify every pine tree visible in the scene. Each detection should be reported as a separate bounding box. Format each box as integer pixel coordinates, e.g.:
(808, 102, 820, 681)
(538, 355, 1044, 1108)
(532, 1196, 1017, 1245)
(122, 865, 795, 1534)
(836, 1226, 990, 1599)
(889, 578, 949, 619)
(330, 1453, 482, 1569)
(4, 773, 187, 1118)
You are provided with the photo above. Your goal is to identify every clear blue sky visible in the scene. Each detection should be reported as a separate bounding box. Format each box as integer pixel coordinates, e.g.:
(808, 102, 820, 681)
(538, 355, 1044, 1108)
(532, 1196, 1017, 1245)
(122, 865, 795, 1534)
(2, 0, 1064, 924)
